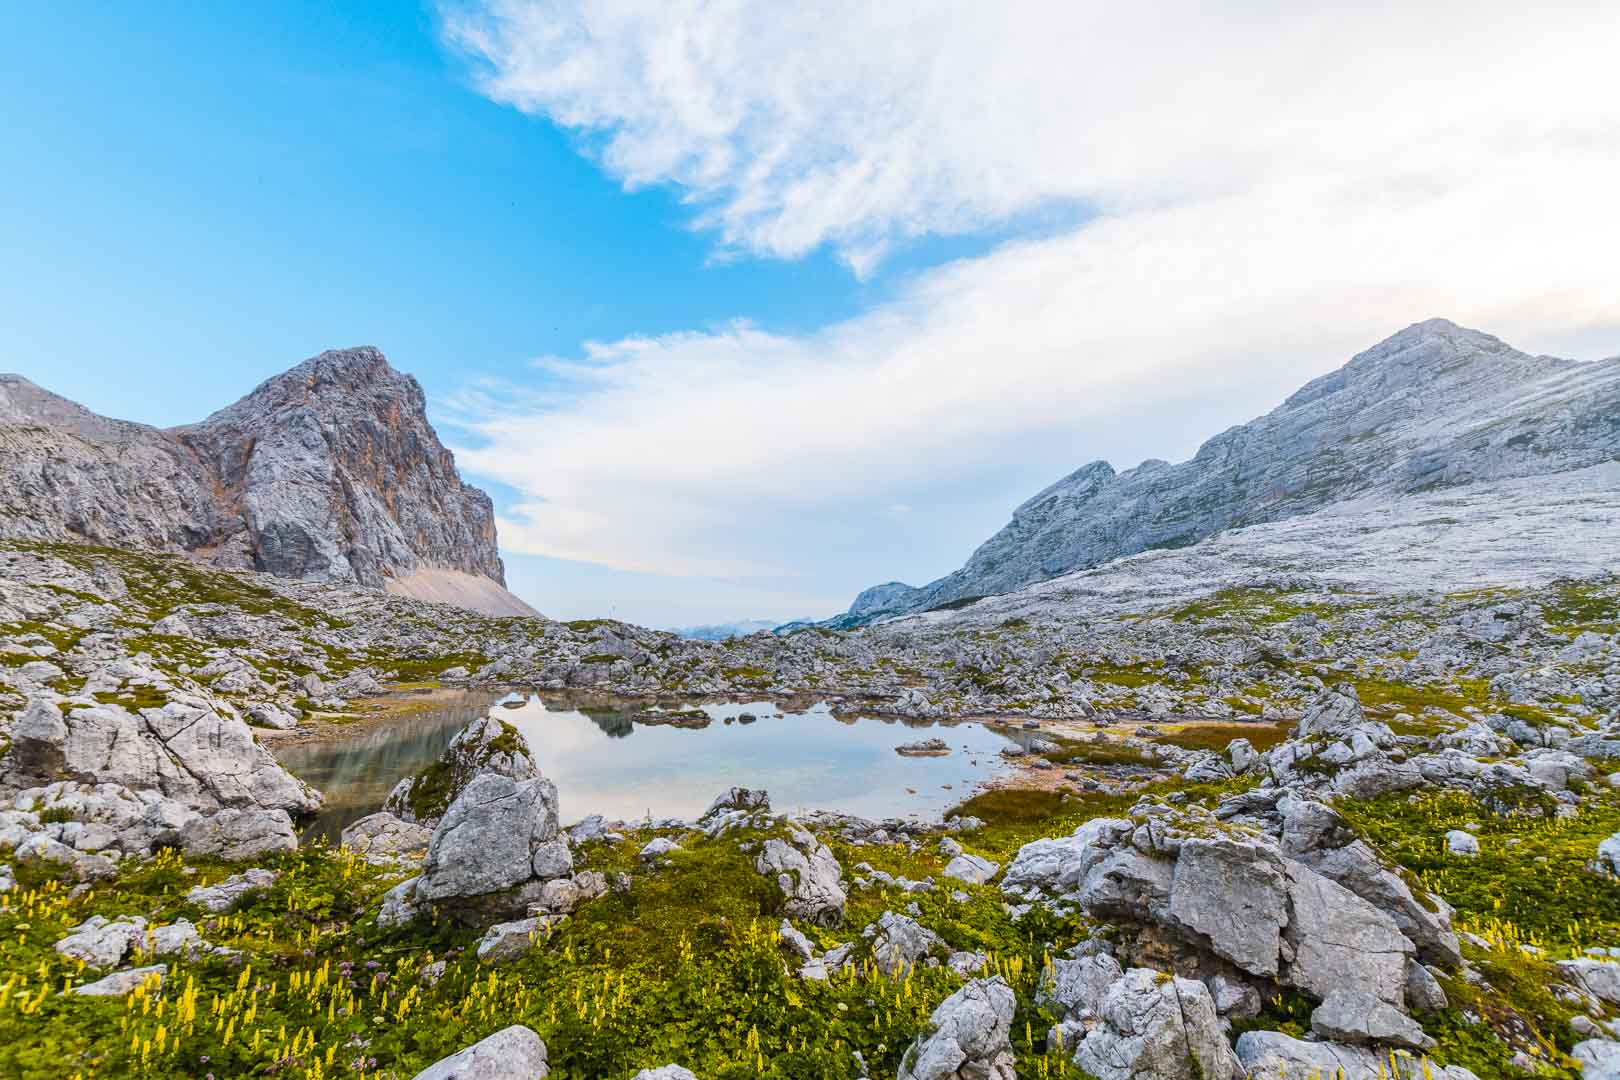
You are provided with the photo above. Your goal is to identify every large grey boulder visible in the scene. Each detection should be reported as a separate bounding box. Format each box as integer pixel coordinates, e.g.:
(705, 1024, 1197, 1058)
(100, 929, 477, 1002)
(1072, 968, 1245, 1080)
(181, 808, 298, 861)
(342, 811, 432, 862)
(1279, 797, 1462, 968)
(1234, 1030, 1479, 1080)
(415, 773, 566, 910)
(410, 1024, 549, 1080)
(0, 694, 320, 815)
(755, 826, 846, 928)
(1165, 836, 1290, 977)
(1282, 861, 1413, 1006)
(1311, 988, 1435, 1050)
(1002, 806, 1417, 1006)
(897, 977, 1017, 1080)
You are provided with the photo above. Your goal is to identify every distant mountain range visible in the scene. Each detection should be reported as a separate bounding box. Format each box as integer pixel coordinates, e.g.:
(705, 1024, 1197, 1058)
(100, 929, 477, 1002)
(832, 319, 1620, 626)
(670, 619, 785, 641)
(0, 348, 538, 618)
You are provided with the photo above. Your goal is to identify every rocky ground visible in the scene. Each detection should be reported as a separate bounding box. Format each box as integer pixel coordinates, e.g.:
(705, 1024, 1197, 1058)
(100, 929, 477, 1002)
(0, 536, 1618, 1078)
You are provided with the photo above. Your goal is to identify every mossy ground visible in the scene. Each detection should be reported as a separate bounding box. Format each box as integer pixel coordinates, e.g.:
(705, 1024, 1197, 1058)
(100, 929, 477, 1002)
(0, 827, 1094, 1080)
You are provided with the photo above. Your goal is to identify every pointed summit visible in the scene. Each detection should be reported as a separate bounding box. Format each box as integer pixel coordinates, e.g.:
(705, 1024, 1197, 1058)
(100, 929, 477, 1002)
(836, 320, 1620, 623)
(0, 348, 537, 618)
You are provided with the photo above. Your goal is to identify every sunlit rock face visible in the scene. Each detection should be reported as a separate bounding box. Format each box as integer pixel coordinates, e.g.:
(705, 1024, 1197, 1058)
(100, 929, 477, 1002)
(0, 347, 529, 616)
(837, 319, 1620, 623)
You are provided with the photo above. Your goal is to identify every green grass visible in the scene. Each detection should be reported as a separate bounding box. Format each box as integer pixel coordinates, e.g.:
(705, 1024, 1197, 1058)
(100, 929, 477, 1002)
(1150, 721, 1291, 754)
(1339, 789, 1620, 949)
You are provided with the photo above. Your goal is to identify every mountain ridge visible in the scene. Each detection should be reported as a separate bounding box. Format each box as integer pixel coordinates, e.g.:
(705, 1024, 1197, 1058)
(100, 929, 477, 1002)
(833, 319, 1620, 626)
(0, 348, 537, 617)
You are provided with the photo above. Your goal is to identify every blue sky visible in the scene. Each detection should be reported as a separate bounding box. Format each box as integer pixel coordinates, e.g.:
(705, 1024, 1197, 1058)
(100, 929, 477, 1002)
(5, 4, 1616, 625)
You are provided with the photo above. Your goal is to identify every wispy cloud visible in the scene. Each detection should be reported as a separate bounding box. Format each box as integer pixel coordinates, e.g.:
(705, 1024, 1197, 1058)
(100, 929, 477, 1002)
(439, 0, 1620, 610)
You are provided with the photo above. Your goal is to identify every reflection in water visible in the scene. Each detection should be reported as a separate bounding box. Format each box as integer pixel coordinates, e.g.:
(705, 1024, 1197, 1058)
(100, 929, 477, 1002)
(276, 694, 1018, 843)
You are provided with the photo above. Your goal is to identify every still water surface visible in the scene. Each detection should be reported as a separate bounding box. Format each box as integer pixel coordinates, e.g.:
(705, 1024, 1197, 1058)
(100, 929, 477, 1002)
(276, 694, 1020, 842)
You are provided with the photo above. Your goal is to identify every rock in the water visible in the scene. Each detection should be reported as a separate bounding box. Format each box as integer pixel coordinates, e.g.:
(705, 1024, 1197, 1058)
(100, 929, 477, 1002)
(895, 738, 951, 757)
(1310, 988, 1435, 1050)
(410, 1024, 550, 1080)
(385, 714, 539, 826)
(70, 965, 166, 998)
(898, 976, 1017, 1080)
(1072, 967, 1244, 1080)
(755, 826, 846, 928)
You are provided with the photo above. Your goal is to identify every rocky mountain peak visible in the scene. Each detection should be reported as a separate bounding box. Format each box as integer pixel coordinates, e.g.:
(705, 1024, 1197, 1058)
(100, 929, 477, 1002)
(0, 349, 536, 617)
(836, 319, 1620, 624)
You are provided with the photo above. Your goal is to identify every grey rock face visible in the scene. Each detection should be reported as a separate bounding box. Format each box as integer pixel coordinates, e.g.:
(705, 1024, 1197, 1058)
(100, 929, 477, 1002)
(1282, 861, 1414, 1006)
(1165, 836, 1290, 977)
(839, 320, 1620, 622)
(415, 773, 564, 907)
(755, 826, 847, 928)
(898, 976, 1017, 1080)
(0, 694, 320, 815)
(1072, 968, 1245, 1080)
(0, 348, 525, 616)
(186, 868, 277, 914)
(1235, 1030, 1480, 1080)
(341, 811, 432, 862)
(70, 965, 167, 998)
(180, 808, 298, 862)
(384, 714, 538, 827)
(1310, 988, 1435, 1050)
(410, 1024, 549, 1080)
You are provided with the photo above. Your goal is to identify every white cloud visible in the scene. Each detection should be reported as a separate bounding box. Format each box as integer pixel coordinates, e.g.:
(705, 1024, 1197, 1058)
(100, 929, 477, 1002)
(440, 0, 1620, 612)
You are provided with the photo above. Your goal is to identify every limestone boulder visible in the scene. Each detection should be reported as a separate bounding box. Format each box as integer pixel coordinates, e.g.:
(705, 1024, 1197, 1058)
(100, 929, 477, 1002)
(897, 977, 1017, 1080)
(410, 1024, 549, 1080)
